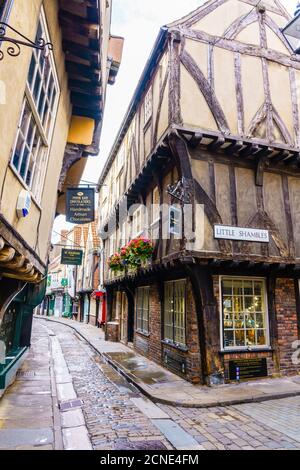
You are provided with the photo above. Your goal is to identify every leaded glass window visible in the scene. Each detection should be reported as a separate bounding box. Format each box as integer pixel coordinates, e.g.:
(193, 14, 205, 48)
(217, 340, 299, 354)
(164, 280, 186, 347)
(221, 277, 269, 350)
(136, 286, 150, 334)
(10, 8, 59, 202)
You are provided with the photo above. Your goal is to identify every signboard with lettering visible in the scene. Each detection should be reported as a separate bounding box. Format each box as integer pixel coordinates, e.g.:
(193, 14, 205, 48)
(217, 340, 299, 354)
(214, 225, 269, 243)
(61, 249, 83, 266)
(229, 358, 268, 381)
(66, 188, 95, 224)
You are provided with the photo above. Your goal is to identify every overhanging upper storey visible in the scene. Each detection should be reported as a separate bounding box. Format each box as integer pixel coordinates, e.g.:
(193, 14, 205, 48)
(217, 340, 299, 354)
(57, 0, 124, 215)
(59, 0, 124, 156)
(98, 0, 300, 233)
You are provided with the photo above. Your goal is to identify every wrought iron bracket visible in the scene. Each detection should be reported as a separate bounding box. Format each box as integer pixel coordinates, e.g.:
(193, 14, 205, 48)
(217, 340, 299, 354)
(0, 22, 53, 61)
(167, 177, 194, 204)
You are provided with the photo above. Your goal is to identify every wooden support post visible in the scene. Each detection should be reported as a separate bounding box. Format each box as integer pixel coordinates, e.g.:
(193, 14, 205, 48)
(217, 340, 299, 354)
(186, 265, 224, 385)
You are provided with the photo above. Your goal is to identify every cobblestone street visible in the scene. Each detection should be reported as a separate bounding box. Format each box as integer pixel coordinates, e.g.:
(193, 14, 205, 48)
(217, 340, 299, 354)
(1, 319, 300, 451)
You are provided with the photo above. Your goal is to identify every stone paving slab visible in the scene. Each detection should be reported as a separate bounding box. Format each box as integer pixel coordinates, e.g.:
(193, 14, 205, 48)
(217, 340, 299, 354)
(152, 419, 204, 450)
(37, 316, 300, 408)
(0, 428, 54, 447)
(62, 426, 93, 450)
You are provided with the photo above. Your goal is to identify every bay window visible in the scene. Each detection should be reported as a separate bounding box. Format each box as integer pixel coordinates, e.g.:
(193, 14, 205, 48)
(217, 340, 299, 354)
(164, 280, 186, 347)
(136, 286, 150, 334)
(10, 9, 59, 202)
(221, 277, 269, 350)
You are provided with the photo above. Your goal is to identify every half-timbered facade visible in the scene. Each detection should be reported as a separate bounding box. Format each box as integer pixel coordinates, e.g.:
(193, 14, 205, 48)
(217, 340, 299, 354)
(98, 0, 300, 385)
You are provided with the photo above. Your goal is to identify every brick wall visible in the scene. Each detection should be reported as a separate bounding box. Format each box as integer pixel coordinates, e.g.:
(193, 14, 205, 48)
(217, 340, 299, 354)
(132, 281, 202, 384)
(275, 278, 299, 375)
(213, 275, 299, 379)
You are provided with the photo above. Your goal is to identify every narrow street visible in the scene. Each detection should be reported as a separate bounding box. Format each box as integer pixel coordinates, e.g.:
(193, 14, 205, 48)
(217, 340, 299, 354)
(0, 318, 299, 451)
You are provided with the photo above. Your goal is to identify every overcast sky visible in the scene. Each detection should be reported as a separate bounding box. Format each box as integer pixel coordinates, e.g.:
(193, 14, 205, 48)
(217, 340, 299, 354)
(52, 0, 295, 241)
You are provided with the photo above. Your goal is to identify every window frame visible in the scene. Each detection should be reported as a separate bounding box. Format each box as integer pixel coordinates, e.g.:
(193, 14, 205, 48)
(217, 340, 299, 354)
(169, 205, 182, 236)
(219, 276, 270, 352)
(9, 6, 60, 204)
(163, 279, 187, 348)
(144, 86, 153, 125)
(136, 286, 150, 335)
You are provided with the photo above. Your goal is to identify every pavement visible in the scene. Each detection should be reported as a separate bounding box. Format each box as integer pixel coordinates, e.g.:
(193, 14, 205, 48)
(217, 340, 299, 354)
(2, 318, 300, 450)
(36, 315, 300, 408)
(0, 321, 92, 450)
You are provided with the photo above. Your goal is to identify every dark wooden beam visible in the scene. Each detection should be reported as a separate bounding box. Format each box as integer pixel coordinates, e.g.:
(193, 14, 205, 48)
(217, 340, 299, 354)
(69, 79, 101, 96)
(63, 40, 100, 66)
(66, 62, 101, 83)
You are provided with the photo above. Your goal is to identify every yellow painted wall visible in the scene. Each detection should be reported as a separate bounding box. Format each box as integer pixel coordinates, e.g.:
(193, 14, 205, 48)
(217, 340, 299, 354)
(0, 0, 72, 266)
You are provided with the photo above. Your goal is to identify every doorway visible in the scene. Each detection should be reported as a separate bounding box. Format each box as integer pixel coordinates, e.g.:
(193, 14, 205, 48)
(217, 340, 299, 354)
(127, 291, 135, 344)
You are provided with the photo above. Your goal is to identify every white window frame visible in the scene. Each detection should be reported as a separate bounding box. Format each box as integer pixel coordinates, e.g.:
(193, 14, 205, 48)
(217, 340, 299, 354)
(163, 279, 187, 347)
(117, 144, 125, 175)
(169, 205, 182, 236)
(144, 86, 152, 124)
(136, 286, 150, 334)
(219, 276, 270, 352)
(150, 186, 160, 241)
(132, 206, 143, 238)
(10, 7, 60, 204)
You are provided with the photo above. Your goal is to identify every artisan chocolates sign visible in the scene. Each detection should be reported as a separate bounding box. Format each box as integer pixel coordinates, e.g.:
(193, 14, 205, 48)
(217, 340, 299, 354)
(214, 225, 269, 243)
(66, 188, 95, 224)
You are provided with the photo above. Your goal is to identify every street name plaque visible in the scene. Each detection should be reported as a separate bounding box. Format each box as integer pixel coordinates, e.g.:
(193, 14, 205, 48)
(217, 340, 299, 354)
(214, 225, 269, 243)
(229, 358, 268, 381)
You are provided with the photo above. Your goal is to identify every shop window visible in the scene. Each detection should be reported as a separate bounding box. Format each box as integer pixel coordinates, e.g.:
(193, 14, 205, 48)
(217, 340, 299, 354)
(136, 286, 150, 334)
(164, 280, 186, 347)
(221, 277, 269, 350)
(10, 8, 59, 202)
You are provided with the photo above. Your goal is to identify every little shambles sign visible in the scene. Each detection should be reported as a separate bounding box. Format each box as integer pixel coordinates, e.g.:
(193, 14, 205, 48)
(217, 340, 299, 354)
(66, 188, 95, 224)
(61, 249, 83, 266)
(214, 225, 269, 243)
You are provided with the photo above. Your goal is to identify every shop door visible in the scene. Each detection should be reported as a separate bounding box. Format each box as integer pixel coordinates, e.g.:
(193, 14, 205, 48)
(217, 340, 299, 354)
(120, 293, 128, 342)
(83, 295, 89, 324)
(54, 295, 63, 317)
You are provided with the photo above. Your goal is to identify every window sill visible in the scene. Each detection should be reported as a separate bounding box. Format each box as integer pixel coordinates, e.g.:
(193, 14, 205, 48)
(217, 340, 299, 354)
(161, 340, 188, 353)
(220, 347, 273, 355)
(135, 329, 150, 338)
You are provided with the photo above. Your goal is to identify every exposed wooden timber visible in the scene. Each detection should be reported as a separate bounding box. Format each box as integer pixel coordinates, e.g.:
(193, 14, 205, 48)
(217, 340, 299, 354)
(177, 27, 300, 71)
(0, 247, 16, 263)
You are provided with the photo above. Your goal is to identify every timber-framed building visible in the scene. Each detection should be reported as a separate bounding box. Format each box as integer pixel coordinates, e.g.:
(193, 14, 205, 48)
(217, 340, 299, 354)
(98, 0, 300, 385)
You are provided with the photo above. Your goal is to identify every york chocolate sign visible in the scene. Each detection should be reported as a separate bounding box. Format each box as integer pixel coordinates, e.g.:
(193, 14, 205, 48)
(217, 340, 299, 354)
(229, 358, 268, 381)
(214, 225, 269, 243)
(66, 188, 95, 224)
(61, 249, 83, 266)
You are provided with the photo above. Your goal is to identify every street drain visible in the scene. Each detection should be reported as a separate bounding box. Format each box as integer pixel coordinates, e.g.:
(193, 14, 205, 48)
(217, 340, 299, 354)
(16, 371, 35, 378)
(59, 398, 84, 412)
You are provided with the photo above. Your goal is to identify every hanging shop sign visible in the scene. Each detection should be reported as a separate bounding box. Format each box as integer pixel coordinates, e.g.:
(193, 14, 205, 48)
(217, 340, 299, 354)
(66, 188, 95, 224)
(61, 249, 83, 266)
(229, 358, 268, 381)
(214, 225, 269, 243)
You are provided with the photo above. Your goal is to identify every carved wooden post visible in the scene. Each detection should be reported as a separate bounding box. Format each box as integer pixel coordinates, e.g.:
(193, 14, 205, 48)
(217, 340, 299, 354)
(186, 265, 224, 385)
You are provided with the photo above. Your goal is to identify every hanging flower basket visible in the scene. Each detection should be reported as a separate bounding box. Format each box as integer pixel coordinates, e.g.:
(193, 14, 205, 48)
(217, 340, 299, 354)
(126, 238, 154, 267)
(108, 239, 154, 273)
(107, 253, 124, 273)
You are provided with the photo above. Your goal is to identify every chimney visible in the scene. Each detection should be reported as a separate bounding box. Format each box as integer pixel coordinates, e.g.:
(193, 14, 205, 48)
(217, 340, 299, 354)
(61, 229, 69, 245)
